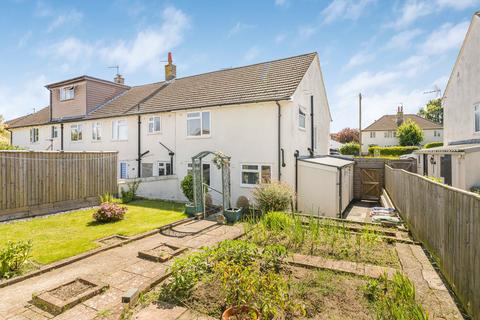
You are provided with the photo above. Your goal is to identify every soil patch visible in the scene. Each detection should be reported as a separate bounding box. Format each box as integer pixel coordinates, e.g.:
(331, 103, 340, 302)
(138, 243, 186, 262)
(49, 279, 95, 301)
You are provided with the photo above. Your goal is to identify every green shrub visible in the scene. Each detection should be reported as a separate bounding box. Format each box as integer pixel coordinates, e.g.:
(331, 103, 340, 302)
(426, 176, 442, 183)
(397, 119, 424, 146)
(0, 240, 32, 279)
(98, 192, 114, 204)
(470, 186, 480, 195)
(0, 142, 23, 150)
(120, 180, 140, 203)
(368, 146, 419, 156)
(181, 174, 194, 202)
(252, 182, 294, 213)
(93, 202, 127, 222)
(424, 142, 443, 149)
(339, 142, 360, 155)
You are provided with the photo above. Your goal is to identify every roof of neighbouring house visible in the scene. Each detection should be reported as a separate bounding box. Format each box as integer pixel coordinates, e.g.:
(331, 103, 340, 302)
(5, 106, 51, 129)
(45, 75, 130, 89)
(7, 52, 318, 128)
(299, 156, 354, 168)
(363, 114, 443, 131)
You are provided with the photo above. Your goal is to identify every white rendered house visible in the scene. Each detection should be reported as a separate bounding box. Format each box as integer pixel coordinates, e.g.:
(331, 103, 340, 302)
(6, 52, 332, 205)
(415, 12, 480, 191)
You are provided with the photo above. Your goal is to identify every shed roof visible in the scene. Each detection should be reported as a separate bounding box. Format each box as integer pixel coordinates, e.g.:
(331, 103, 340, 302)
(300, 156, 354, 168)
(415, 144, 480, 154)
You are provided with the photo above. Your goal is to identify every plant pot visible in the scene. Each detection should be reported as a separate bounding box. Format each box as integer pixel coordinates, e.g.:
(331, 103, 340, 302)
(223, 207, 244, 224)
(184, 203, 197, 217)
(222, 305, 260, 320)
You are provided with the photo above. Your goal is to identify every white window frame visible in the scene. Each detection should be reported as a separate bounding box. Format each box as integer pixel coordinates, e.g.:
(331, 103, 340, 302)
(157, 161, 172, 176)
(59, 86, 75, 101)
(434, 130, 441, 137)
(475, 103, 480, 133)
(30, 127, 39, 143)
(70, 124, 83, 142)
(92, 122, 102, 141)
(370, 131, 376, 138)
(187, 111, 211, 137)
(120, 162, 128, 179)
(148, 116, 161, 134)
(298, 107, 306, 130)
(186, 162, 211, 185)
(51, 126, 58, 139)
(112, 119, 128, 141)
(240, 164, 272, 187)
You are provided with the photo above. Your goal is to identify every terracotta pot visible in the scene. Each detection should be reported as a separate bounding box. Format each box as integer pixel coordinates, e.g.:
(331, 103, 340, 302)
(222, 305, 260, 320)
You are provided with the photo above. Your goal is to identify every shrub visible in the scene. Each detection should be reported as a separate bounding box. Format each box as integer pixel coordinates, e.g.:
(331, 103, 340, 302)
(252, 182, 294, 213)
(339, 142, 360, 155)
(368, 146, 419, 156)
(120, 180, 140, 203)
(98, 192, 114, 204)
(181, 174, 194, 202)
(0, 143, 22, 150)
(426, 176, 442, 183)
(397, 119, 424, 146)
(424, 142, 443, 149)
(470, 186, 480, 195)
(93, 202, 127, 223)
(0, 240, 32, 279)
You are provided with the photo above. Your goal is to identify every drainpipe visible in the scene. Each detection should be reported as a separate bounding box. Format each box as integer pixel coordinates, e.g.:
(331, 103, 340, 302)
(294, 150, 300, 211)
(5, 127, 13, 145)
(337, 167, 343, 218)
(60, 123, 64, 151)
(276, 101, 282, 181)
(137, 115, 142, 178)
(310, 95, 314, 154)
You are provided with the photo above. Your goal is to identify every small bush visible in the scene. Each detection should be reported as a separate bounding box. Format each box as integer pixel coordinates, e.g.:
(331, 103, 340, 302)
(0, 240, 32, 279)
(339, 142, 360, 155)
(424, 142, 443, 149)
(98, 192, 114, 204)
(252, 182, 294, 213)
(181, 174, 194, 202)
(0, 143, 23, 150)
(93, 202, 127, 223)
(397, 119, 424, 146)
(120, 180, 140, 203)
(426, 176, 442, 183)
(368, 146, 419, 156)
(470, 186, 480, 195)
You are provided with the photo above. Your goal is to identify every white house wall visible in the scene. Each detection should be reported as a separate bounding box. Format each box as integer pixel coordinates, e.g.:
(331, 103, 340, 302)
(443, 15, 480, 144)
(361, 129, 442, 152)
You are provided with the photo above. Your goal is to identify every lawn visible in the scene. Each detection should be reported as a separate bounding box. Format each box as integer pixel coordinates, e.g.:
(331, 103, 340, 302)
(0, 200, 186, 265)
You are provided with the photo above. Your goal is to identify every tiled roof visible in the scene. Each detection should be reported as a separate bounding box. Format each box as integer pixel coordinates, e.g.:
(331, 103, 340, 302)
(5, 106, 50, 129)
(363, 114, 443, 131)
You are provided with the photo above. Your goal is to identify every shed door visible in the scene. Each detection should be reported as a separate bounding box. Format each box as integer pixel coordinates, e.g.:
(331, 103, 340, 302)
(361, 168, 381, 200)
(440, 155, 452, 186)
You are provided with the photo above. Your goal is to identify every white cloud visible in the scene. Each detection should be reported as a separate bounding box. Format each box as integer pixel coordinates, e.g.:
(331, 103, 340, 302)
(0, 75, 50, 121)
(384, 29, 423, 50)
(274, 33, 286, 44)
(344, 51, 375, 69)
(17, 31, 32, 48)
(227, 22, 255, 38)
(336, 71, 400, 97)
(321, 0, 375, 24)
(435, 0, 479, 10)
(43, 37, 95, 62)
(297, 25, 317, 39)
(421, 21, 469, 54)
(275, 0, 288, 7)
(244, 46, 261, 62)
(47, 9, 83, 32)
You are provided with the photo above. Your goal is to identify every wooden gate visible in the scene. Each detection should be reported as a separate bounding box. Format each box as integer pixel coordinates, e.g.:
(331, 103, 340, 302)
(360, 168, 381, 200)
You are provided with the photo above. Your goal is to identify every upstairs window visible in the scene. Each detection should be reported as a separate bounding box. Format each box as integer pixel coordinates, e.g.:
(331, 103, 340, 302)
(241, 164, 271, 186)
(475, 104, 480, 133)
(30, 128, 39, 143)
(92, 122, 102, 141)
(112, 119, 128, 140)
(299, 108, 306, 129)
(71, 124, 83, 141)
(370, 132, 376, 138)
(51, 126, 58, 139)
(148, 116, 161, 133)
(434, 130, 441, 137)
(60, 86, 75, 101)
(187, 111, 210, 137)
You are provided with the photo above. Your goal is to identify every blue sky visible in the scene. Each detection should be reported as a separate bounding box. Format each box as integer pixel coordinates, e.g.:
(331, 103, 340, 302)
(0, 0, 478, 131)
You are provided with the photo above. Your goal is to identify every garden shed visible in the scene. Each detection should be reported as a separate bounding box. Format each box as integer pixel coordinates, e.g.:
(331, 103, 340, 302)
(297, 156, 354, 217)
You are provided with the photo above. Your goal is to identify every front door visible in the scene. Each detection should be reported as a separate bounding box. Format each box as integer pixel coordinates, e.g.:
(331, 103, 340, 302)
(440, 155, 452, 186)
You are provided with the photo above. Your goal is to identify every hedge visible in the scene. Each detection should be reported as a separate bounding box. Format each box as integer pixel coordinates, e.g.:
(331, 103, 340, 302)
(339, 142, 360, 156)
(424, 142, 443, 149)
(368, 146, 419, 156)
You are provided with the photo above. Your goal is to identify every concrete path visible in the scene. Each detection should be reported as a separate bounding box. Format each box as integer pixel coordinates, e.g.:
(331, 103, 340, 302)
(0, 220, 243, 320)
(344, 200, 377, 223)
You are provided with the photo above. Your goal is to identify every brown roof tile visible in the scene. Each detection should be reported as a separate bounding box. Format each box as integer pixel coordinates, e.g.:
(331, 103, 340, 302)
(363, 114, 443, 131)
(6, 106, 51, 128)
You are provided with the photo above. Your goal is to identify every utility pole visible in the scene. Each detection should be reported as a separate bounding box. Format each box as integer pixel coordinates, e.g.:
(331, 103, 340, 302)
(358, 93, 362, 155)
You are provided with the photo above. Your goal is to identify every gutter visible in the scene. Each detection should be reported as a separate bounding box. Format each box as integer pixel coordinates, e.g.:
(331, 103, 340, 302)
(60, 123, 64, 151)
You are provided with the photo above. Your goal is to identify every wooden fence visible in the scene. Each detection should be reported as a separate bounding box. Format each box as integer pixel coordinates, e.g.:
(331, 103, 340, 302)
(0, 151, 118, 221)
(385, 165, 480, 319)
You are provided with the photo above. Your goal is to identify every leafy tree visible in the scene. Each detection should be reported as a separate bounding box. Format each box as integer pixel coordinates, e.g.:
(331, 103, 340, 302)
(339, 142, 360, 155)
(417, 98, 443, 124)
(0, 115, 9, 145)
(332, 127, 359, 143)
(396, 119, 424, 146)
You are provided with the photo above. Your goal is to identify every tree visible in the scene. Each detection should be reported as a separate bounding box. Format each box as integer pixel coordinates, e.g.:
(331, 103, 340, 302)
(0, 115, 9, 145)
(417, 98, 443, 124)
(332, 127, 359, 143)
(396, 119, 424, 146)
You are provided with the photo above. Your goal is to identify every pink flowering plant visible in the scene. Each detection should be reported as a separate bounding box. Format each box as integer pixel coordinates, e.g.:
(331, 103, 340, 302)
(93, 202, 127, 223)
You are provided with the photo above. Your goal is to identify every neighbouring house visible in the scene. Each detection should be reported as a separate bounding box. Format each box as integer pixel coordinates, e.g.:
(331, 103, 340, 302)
(415, 12, 480, 191)
(361, 106, 443, 153)
(6, 52, 332, 205)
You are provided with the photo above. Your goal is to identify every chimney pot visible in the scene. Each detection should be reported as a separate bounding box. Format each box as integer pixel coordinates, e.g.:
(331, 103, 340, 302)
(165, 52, 176, 81)
(396, 105, 404, 126)
(114, 74, 125, 84)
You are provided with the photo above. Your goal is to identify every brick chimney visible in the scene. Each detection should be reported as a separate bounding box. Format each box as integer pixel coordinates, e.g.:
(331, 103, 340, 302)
(396, 105, 404, 126)
(164, 52, 176, 81)
(114, 74, 125, 84)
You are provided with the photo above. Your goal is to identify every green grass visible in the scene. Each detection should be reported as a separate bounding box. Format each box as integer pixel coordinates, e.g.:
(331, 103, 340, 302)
(0, 200, 186, 265)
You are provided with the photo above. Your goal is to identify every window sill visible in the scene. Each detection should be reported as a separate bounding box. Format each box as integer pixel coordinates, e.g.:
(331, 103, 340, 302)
(299, 127, 306, 131)
(111, 139, 129, 142)
(59, 98, 75, 102)
(186, 135, 211, 139)
(70, 140, 83, 143)
(240, 184, 258, 188)
(147, 131, 162, 135)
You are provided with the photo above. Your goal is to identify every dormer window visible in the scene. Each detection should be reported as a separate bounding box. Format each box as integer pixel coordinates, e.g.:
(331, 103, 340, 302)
(60, 86, 75, 101)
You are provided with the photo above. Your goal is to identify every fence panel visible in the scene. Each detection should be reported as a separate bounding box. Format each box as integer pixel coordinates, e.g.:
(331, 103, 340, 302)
(385, 165, 480, 319)
(0, 151, 118, 221)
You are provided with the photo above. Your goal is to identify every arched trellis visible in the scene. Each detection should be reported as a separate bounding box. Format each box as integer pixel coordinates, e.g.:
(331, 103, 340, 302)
(191, 151, 231, 215)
